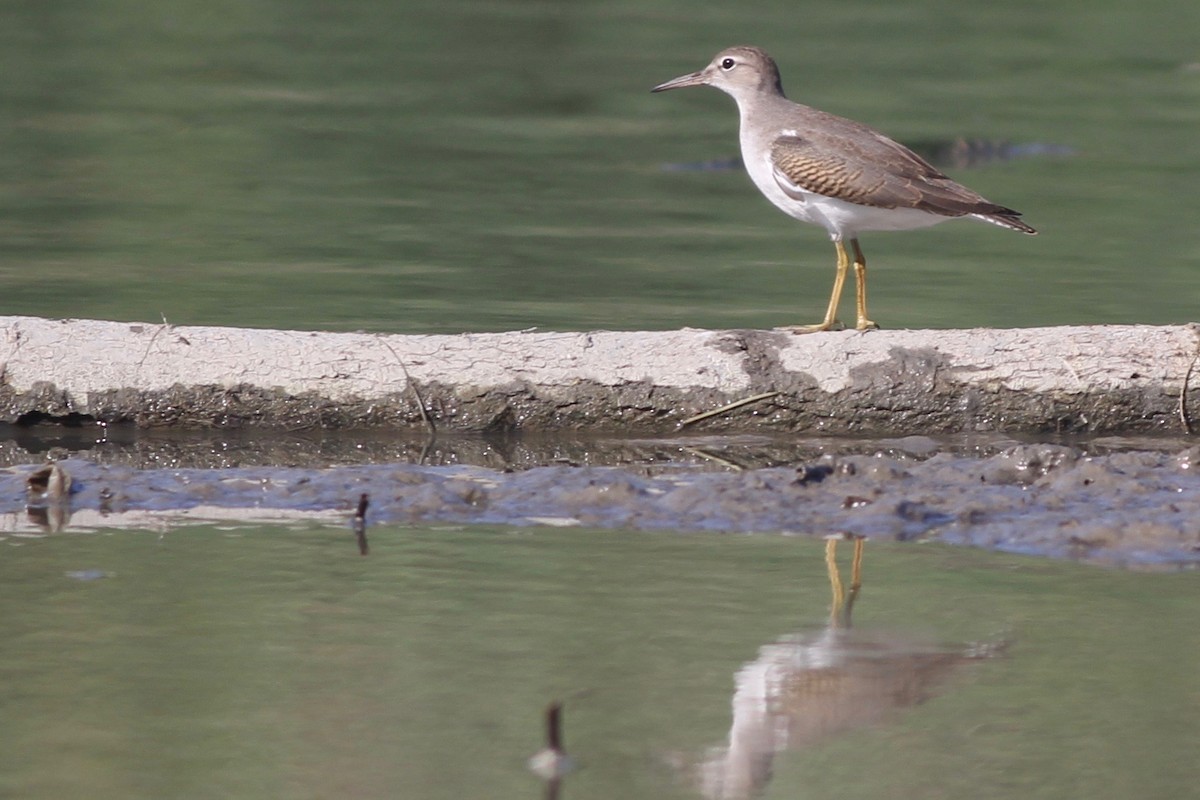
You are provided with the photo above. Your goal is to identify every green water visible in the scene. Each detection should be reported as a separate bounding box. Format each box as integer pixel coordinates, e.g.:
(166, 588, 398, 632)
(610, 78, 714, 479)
(1, 525, 1197, 799)
(2, 1, 1199, 333)
(5, 7, 1198, 795)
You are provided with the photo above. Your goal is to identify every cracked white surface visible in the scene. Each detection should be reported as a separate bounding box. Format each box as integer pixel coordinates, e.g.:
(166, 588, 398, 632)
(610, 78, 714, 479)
(1, 317, 1194, 411)
(0, 316, 750, 400)
(775, 325, 1196, 394)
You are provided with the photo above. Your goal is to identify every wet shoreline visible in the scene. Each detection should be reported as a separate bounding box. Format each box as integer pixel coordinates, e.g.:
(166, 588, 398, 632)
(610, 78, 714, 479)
(5, 441, 1199, 568)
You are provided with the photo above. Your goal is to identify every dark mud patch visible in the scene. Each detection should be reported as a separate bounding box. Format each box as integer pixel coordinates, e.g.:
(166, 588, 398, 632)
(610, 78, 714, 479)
(3, 442, 1199, 567)
(2, 422, 1191, 471)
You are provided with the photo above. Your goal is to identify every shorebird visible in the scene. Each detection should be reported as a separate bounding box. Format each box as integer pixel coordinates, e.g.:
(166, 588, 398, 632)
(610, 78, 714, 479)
(653, 46, 1036, 332)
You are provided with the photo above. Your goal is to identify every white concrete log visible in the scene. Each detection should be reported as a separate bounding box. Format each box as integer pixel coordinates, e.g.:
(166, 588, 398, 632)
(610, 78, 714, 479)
(1, 315, 1195, 433)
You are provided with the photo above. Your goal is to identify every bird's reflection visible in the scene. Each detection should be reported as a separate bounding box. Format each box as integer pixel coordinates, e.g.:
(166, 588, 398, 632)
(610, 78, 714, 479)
(694, 534, 1003, 800)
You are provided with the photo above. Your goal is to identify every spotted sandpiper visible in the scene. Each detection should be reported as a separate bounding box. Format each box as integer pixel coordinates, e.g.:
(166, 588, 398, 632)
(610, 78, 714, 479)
(652, 46, 1036, 332)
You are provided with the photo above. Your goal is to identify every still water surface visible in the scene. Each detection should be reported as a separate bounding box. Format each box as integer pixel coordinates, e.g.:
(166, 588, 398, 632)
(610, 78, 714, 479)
(2, 524, 1197, 799)
(3, 1, 1199, 333)
(4, 6, 1200, 795)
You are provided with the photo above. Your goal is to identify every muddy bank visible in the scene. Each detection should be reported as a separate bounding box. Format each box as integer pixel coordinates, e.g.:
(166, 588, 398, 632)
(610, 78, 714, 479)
(2, 315, 1197, 435)
(5, 443, 1199, 567)
(2, 421, 1191, 472)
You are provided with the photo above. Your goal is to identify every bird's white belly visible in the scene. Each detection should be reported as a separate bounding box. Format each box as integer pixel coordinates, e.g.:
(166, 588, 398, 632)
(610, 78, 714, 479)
(740, 139, 952, 239)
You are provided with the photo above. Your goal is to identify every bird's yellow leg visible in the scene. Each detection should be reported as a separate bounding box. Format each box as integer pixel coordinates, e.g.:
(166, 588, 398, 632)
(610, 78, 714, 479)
(850, 238, 878, 331)
(785, 239, 849, 334)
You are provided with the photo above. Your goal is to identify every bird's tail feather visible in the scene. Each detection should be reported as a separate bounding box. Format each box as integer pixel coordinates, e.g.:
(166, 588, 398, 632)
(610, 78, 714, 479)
(972, 212, 1037, 235)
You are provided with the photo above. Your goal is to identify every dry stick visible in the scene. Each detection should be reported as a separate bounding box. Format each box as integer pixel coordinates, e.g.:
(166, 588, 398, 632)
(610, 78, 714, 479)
(1181, 342, 1200, 435)
(677, 391, 780, 429)
(378, 336, 435, 434)
(136, 314, 173, 370)
(680, 446, 744, 470)
(1, 328, 25, 382)
(353, 492, 370, 556)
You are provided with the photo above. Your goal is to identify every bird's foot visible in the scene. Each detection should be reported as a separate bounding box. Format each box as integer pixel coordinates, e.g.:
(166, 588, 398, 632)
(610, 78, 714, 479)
(855, 318, 879, 332)
(783, 319, 844, 334)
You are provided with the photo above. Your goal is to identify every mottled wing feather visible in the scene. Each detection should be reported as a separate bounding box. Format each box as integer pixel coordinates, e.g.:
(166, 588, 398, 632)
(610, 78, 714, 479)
(770, 132, 1019, 219)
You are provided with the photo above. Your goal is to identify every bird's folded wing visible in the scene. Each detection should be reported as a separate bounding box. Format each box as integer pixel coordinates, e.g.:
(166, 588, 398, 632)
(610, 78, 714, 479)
(770, 134, 1003, 216)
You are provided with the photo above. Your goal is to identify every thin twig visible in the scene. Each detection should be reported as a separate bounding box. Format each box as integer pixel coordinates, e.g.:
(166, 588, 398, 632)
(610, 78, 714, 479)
(1180, 340, 1200, 435)
(353, 492, 370, 556)
(378, 336, 435, 434)
(137, 314, 172, 370)
(677, 391, 780, 429)
(680, 446, 744, 470)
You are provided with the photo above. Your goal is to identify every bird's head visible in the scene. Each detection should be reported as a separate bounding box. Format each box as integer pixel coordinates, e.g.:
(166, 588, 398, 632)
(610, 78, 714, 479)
(652, 46, 784, 100)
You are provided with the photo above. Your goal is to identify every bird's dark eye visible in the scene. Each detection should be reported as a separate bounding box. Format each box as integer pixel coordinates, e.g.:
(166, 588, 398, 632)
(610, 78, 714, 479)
(720, 57, 736, 70)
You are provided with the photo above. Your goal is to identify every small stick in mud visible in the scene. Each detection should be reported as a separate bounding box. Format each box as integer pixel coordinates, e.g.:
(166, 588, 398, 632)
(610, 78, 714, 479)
(377, 336, 436, 434)
(353, 492, 370, 555)
(677, 390, 780, 429)
(528, 700, 575, 788)
(1180, 338, 1200, 434)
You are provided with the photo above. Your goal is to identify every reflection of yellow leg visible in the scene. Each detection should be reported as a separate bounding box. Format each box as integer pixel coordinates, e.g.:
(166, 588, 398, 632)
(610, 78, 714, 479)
(850, 535, 864, 592)
(825, 535, 845, 625)
(787, 240, 850, 334)
(825, 534, 866, 628)
(850, 238, 878, 331)
(844, 535, 865, 620)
